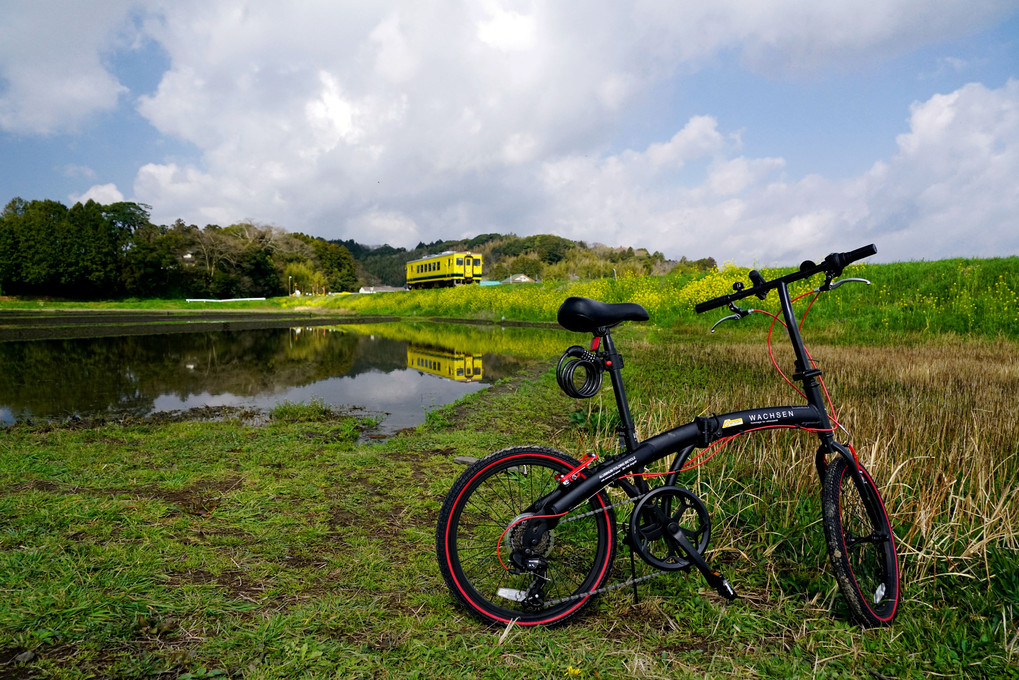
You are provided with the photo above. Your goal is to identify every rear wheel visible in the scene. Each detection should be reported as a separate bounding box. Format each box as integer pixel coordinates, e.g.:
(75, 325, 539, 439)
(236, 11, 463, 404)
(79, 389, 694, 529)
(821, 456, 900, 626)
(436, 446, 616, 626)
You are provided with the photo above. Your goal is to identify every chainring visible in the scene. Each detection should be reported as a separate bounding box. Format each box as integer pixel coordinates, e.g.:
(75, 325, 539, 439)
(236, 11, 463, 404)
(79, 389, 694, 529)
(629, 485, 711, 571)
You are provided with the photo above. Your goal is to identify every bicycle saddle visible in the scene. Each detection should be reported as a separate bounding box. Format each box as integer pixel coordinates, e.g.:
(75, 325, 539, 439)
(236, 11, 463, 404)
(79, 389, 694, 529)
(557, 297, 649, 333)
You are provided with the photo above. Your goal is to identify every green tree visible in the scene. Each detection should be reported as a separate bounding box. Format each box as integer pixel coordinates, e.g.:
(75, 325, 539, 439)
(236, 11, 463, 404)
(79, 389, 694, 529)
(122, 223, 175, 297)
(487, 262, 509, 281)
(310, 239, 358, 292)
(284, 261, 318, 296)
(64, 199, 125, 296)
(0, 198, 28, 293)
(17, 199, 68, 294)
(102, 201, 151, 234)
(191, 225, 241, 284)
(235, 245, 284, 297)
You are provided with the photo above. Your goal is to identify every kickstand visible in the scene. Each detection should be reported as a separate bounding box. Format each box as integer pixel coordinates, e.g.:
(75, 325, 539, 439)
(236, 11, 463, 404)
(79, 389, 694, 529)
(628, 544, 640, 605)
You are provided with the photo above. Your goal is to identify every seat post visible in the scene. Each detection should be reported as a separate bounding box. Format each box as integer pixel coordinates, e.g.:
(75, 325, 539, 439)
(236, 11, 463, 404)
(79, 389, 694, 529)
(598, 329, 639, 453)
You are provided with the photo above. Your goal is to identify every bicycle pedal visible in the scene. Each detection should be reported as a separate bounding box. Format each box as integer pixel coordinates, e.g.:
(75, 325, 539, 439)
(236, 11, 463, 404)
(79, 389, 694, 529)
(715, 577, 738, 601)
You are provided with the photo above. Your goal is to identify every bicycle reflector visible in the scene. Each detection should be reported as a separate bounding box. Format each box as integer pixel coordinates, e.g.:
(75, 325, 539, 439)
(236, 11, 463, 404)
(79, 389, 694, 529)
(556, 346, 603, 398)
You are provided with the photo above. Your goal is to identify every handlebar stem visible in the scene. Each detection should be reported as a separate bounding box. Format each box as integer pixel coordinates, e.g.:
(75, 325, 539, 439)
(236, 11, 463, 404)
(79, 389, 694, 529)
(776, 281, 835, 449)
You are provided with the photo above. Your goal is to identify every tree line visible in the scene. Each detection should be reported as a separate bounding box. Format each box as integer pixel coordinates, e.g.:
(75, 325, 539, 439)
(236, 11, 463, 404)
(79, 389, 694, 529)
(336, 233, 715, 287)
(0, 196, 715, 299)
(0, 198, 357, 299)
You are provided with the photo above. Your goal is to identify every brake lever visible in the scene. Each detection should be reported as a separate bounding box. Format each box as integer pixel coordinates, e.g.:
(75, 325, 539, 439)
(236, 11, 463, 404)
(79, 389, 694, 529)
(710, 303, 756, 333)
(816, 277, 871, 292)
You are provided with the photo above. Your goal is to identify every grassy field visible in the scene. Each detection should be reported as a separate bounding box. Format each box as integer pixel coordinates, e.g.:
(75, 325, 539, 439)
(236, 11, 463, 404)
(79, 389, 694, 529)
(2, 256, 1018, 340)
(1, 257, 1018, 678)
(282, 256, 1019, 341)
(1, 319, 1017, 678)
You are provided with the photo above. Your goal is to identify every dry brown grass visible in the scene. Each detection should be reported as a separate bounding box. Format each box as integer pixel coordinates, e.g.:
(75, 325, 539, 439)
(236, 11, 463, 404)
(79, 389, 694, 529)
(558, 330, 1019, 588)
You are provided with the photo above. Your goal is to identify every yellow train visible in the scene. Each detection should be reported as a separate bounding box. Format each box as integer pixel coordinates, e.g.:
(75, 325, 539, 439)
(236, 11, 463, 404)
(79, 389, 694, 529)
(407, 345, 483, 382)
(405, 251, 483, 289)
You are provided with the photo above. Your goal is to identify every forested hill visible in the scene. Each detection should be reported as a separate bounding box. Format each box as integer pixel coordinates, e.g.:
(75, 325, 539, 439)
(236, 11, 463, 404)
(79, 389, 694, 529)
(0, 196, 713, 300)
(333, 234, 716, 287)
(0, 198, 358, 300)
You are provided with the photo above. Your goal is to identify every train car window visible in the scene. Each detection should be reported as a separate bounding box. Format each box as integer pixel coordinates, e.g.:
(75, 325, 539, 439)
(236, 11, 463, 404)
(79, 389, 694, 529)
(456, 258, 463, 266)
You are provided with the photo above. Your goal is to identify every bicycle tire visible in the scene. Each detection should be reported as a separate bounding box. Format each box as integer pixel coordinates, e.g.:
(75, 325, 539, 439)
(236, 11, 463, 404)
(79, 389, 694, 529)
(436, 446, 616, 626)
(821, 456, 900, 626)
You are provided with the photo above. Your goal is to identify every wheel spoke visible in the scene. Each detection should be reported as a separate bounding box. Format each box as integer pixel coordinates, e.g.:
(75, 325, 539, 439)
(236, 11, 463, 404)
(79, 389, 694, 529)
(846, 531, 888, 548)
(437, 448, 615, 626)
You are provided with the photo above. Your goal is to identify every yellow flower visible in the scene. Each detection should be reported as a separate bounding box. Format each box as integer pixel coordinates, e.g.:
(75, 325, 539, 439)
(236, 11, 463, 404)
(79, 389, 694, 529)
(565, 666, 582, 677)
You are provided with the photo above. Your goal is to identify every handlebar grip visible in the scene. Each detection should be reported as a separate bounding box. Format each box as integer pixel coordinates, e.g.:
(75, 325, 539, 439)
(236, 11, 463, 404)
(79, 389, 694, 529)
(695, 296, 731, 314)
(827, 244, 877, 273)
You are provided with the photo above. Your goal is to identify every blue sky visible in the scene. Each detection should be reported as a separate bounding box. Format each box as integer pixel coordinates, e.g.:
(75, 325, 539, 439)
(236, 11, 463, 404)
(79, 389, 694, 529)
(1, 1, 1018, 265)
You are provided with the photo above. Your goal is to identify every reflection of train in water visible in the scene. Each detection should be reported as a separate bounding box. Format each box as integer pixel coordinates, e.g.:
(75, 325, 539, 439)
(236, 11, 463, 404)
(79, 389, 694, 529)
(407, 346, 483, 382)
(405, 251, 483, 289)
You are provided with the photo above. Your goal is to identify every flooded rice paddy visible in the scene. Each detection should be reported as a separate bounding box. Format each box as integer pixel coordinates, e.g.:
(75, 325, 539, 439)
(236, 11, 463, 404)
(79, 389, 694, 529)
(0, 313, 568, 434)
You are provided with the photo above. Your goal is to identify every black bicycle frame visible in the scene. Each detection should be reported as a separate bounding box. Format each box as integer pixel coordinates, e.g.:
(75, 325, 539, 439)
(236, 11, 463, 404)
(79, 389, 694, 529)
(539, 280, 860, 523)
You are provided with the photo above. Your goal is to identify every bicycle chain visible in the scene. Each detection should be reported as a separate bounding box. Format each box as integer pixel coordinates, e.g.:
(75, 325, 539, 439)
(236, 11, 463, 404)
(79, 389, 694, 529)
(560, 488, 650, 523)
(544, 569, 666, 606)
(545, 488, 666, 606)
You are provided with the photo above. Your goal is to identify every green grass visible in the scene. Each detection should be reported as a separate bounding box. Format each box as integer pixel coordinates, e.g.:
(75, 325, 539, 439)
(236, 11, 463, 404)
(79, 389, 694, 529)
(1, 255, 1018, 677)
(282, 256, 1019, 340)
(1, 320, 1017, 678)
(4, 256, 1018, 340)
(0, 297, 291, 311)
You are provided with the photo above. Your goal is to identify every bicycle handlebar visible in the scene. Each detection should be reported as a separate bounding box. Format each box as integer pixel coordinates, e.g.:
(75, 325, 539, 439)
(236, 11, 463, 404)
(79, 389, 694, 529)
(694, 244, 877, 314)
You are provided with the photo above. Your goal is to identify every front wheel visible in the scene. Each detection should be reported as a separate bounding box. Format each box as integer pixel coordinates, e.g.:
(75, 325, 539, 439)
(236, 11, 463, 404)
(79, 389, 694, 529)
(821, 456, 900, 626)
(436, 446, 616, 626)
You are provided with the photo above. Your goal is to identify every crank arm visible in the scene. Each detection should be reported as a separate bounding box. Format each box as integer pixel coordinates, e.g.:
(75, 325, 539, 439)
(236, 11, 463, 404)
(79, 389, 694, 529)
(667, 524, 738, 601)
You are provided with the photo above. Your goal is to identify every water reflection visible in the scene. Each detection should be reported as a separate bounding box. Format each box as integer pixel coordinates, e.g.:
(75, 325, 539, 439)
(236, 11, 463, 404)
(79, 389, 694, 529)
(407, 346, 483, 382)
(0, 321, 565, 432)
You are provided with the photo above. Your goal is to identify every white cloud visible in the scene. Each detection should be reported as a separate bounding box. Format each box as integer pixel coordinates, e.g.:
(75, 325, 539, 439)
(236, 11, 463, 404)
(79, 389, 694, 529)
(345, 210, 420, 249)
(663, 0, 1016, 76)
(538, 79, 1019, 264)
(859, 79, 1019, 259)
(63, 165, 97, 180)
(134, 163, 237, 226)
(2, 1, 1017, 266)
(119, 1, 1011, 235)
(0, 1, 136, 134)
(370, 12, 419, 83)
(304, 71, 362, 156)
(477, 7, 537, 52)
(70, 183, 125, 205)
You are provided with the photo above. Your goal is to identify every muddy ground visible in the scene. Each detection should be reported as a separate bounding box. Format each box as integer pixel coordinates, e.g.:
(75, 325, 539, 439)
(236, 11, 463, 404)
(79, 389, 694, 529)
(0, 309, 400, 341)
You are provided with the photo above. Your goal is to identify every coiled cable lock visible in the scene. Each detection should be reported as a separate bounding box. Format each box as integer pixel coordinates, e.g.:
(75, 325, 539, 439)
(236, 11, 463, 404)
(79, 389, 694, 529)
(556, 346, 604, 399)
